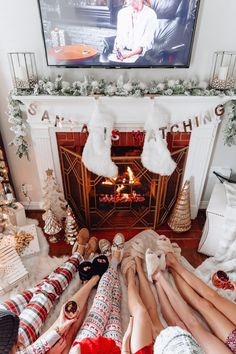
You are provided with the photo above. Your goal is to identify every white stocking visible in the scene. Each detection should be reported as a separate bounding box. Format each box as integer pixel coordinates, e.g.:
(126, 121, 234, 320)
(141, 103, 176, 176)
(82, 102, 118, 178)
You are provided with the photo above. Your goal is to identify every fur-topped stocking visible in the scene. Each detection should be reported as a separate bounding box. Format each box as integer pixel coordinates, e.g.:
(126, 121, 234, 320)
(82, 102, 118, 178)
(141, 103, 176, 176)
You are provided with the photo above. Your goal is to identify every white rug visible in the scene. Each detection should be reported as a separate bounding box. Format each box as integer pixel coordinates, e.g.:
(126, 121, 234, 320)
(195, 257, 236, 302)
(0, 225, 200, 336)
(195, 185, 236, 302)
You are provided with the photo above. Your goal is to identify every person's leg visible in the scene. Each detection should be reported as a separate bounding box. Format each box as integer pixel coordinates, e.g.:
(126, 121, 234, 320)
(156, 271, 232, 354)
(0, 289, 34, 315)
(74, 264, 118, 342)
(46, 305, 88, 354)
(135, 256, 164, 337)
(103, 274, 122, 348)
(155, 280, 187, 330)
(126, 267, 155, 354)
(17, 252, 84, 347)
(167, 253, 236, 326)
(171, 271, 235, 345)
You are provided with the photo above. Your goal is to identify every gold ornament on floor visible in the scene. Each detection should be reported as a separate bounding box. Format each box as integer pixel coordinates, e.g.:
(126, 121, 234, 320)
(167, 180, 191, 233)
(15, 230, 34, 254)
(64, 205, 79, 245)
(43, 209, 62, 243)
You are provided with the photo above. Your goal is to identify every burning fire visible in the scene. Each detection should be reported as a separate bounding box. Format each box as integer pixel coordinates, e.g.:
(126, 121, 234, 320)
(116, 184, 125, 194)
(127, 166, 135, 184)
(102, 177, 117, 185)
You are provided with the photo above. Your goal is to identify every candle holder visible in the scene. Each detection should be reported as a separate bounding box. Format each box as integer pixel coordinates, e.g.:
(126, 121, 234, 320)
(210, 51, 236, 90)
(8, 52, 38, 90)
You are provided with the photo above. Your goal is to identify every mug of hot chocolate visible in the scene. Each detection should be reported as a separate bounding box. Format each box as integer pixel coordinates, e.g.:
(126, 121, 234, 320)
(212, 270, 234, 290)
(64, 300, 79, 319)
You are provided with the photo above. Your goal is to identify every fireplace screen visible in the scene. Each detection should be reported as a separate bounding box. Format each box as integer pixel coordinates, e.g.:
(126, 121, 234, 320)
(59, 145, 188, 230)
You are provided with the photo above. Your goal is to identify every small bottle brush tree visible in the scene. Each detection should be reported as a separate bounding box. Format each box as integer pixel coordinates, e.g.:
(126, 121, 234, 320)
(42, 169, 67, 221)
(64, 205, 79, 245)
(43, 209, 62, 243)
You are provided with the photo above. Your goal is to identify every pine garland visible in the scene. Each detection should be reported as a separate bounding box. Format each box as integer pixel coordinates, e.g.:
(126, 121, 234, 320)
(8, 94, 29, 159)
(8, 76, 236, 158)
(224, 100, 236, 146)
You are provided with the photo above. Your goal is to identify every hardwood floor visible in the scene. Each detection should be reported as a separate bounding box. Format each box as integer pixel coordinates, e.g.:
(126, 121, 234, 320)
(26, 210, 208, 268)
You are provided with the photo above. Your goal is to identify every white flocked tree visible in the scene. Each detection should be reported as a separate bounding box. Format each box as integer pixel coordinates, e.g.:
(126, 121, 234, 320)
(42, 169, 67, 221)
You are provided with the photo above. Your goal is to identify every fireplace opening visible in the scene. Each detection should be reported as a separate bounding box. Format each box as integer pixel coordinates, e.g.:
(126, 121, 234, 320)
(57, 132, 190, 230)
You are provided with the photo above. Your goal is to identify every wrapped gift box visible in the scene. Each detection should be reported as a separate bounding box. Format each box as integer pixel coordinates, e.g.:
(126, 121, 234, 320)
(0, 245, 28, 295)
(7, 202, 26, 226)
(16, 224, 40, 257)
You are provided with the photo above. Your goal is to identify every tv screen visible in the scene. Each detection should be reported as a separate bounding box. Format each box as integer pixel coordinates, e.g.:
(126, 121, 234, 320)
(38, 0, 200, 68)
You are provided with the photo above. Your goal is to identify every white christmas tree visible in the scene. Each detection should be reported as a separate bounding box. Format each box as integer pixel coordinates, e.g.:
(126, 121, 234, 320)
(43, 209, 62, 243)
(42, 169, 67, 221)
(64, 205, 79, 245)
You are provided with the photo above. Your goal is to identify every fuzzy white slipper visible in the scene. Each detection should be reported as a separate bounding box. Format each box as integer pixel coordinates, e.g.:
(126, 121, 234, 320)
(145, 248, 166, 282)
(99, 239, 112, 257)
(156, 235, 173, 254)
(130, 239, 145, 259)
(111, 233, 125, 262)
(171, 242, 182, 259)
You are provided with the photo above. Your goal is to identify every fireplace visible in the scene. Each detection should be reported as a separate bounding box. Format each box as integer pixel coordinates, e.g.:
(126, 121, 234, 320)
(57, 132, 190, 230)
(16, 95, 222, 219)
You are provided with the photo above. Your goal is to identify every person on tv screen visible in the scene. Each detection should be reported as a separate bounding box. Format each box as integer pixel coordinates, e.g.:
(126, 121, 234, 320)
(113, 0, 157, 61)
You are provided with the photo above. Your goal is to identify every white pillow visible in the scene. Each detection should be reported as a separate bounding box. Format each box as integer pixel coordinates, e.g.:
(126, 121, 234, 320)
(224, 182, 236, 207)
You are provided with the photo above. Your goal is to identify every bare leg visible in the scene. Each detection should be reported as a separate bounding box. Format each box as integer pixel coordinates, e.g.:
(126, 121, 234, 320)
(155, 281, 187, 330)
(69, 275, 99, 311)
(156, 272, 232, 354)
(167, 253, 236, 326)
(126, 268, 153, 353)
(135, 256, 164, 337)
(122, 317, 133, 354)
(45, 276, 99, 336)
(172, 271, 235, 343)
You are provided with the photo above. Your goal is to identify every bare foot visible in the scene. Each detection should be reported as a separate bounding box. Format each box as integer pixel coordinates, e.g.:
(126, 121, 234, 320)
(166, 252, 177, 268)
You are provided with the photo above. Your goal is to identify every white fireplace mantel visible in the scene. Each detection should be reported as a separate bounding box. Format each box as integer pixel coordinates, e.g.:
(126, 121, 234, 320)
(15, 95, 233, 219)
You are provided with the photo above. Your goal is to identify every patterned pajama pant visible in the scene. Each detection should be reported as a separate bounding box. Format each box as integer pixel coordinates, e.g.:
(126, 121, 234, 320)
(0, 253, 83, 348)
(74, 265, 122, 348)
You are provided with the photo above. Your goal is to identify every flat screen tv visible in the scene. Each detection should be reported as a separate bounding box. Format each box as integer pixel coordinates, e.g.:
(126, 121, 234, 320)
(38, 0, 200, 68)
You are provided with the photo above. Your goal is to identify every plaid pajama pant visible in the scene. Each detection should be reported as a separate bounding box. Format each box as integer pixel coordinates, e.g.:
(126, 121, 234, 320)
(73, 265, 122, 348)
(0, 252, 83, 348)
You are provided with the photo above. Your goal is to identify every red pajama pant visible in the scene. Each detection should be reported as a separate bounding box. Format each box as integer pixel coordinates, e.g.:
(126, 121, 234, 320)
(0, 252, 83, 348)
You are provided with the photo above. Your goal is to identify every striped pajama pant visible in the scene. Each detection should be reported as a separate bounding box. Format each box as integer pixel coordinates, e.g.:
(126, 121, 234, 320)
(73, 265, 122, 348)
(0, 252, 83, 348)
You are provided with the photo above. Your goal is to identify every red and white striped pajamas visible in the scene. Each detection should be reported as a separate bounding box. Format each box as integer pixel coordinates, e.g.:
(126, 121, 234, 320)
(0, 252, 83, 350)
(72, 265, 122, 349)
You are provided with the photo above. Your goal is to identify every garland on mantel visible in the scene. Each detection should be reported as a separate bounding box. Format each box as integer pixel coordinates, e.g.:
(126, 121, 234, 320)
(8, 95, 29, 159)
(8, 75, 236, 159)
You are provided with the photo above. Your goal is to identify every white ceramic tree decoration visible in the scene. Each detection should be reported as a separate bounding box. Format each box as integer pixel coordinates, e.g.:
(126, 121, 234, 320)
(42, 169, 67, 221)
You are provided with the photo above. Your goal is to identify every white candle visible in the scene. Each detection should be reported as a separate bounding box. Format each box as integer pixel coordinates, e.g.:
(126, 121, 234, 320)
(218, 66, 228, 81)
(18, 66, 27, 81)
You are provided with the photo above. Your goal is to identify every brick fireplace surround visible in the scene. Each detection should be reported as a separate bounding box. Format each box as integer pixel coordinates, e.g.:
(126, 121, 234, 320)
(57, 131, 190, 230)
(16, 95, 230, 247)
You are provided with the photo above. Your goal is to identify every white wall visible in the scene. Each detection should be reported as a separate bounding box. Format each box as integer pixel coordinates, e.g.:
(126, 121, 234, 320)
(0, 0, 236, 209)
